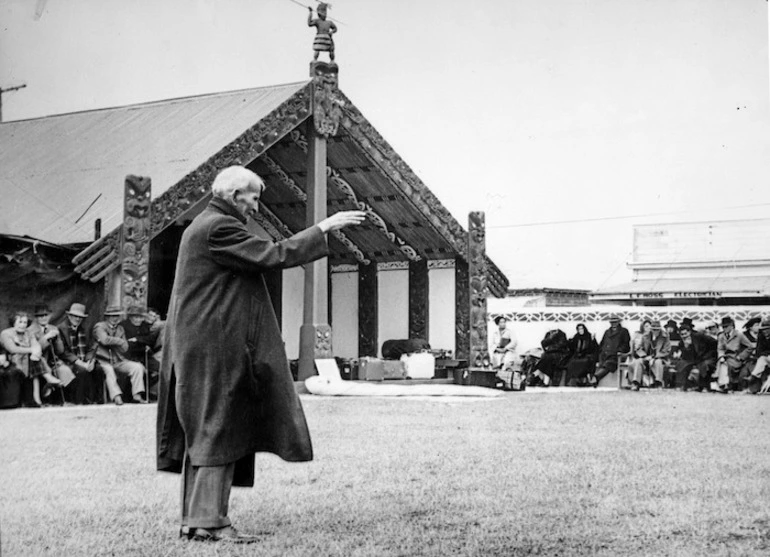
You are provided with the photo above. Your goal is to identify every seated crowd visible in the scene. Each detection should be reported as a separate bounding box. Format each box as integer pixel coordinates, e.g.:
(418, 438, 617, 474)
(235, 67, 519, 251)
(0, 302, 164, 408)
(491, 314, 770, 394)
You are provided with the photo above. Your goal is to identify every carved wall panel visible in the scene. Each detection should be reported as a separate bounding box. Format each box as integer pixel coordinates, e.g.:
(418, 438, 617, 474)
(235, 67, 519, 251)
(314, 324, 333, 359)
(120, 175, 152, 311)
(358, 263, 378, 357)
(468, 212, 489, 367)
(455, 258, 470, 360)
(409, 259, 429, 341)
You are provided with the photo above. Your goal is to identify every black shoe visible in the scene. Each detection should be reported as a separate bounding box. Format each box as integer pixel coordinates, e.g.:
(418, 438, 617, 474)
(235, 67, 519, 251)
(630, 382, 640, 392)
(192, 526, 261, 544)
(179, 526, 193, 540)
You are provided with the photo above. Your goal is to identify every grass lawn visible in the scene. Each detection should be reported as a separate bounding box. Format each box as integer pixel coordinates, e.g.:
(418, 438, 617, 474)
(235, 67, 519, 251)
(1, 389, 769, 556)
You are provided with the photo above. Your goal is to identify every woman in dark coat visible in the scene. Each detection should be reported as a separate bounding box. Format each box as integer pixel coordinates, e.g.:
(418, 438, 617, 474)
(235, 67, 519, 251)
(565, 323, 599, 386)
(156, 166, 364, 542)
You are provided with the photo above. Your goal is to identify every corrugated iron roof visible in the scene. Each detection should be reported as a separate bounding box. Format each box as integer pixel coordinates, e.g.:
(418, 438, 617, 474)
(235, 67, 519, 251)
(0, 81, 309, 244)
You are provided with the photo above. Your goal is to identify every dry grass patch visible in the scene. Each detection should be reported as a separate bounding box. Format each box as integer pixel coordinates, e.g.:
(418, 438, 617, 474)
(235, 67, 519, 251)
(1, 390, 769, 556)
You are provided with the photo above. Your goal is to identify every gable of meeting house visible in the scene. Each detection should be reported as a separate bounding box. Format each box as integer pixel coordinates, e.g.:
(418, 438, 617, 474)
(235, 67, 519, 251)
(0, 73, 508, 360)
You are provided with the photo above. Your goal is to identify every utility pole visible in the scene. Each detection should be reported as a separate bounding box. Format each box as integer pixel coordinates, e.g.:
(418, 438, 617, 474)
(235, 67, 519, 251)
(0, 83, 27, 122)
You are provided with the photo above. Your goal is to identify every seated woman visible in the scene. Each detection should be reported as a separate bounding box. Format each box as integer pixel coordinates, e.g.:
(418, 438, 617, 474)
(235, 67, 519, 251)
(0, 311, 61, 407)
(565, 323, 598, 386)
(489, 316, 518, 371)
(739, 317, 761, 390)
(0, 343, 26, 408)
(627, 319, 652, 386)
(530, 328, 570, 387)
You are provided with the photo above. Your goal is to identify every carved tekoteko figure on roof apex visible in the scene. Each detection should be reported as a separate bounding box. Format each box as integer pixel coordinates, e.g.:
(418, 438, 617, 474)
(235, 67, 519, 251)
(308, 2, 337, 62)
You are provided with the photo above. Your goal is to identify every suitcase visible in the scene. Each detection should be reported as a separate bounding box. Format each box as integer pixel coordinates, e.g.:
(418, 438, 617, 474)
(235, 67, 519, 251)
(358, 357, 385, 381)
(382, 360, 407, 380)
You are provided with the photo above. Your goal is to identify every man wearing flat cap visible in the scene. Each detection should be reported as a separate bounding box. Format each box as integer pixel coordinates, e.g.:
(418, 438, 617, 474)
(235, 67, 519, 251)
(715, 316, 753, 393)
(120, 306, 160, 398)
(29, 304, 74, 398)
(675, 322, 718, 391)
(93, 306, 146, 405)
(57, 303, 101, 404)
(594, 315, 631, 384)
(156, 165, 365, 543)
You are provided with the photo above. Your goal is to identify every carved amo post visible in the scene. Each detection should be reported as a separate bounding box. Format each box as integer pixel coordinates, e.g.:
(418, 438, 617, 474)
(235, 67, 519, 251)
(468, 211, 490, 368)
(298, 61, 343, 380)
(119, 175, 152, 311)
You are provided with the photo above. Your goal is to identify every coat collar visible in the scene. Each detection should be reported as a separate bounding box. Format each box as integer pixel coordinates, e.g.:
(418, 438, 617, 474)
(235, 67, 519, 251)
(209, 196, 247, 224)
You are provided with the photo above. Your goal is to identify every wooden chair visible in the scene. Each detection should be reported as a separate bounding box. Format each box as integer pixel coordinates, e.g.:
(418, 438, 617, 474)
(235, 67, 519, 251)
(616, 351, 633, 390)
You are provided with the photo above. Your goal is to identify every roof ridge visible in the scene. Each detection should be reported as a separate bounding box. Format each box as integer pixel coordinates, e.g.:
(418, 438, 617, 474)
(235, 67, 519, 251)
(0, 80, 311, 125)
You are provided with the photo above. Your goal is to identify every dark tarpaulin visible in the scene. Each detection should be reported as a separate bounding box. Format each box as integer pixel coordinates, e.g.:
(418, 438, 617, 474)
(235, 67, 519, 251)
(0, 235, 103, 329)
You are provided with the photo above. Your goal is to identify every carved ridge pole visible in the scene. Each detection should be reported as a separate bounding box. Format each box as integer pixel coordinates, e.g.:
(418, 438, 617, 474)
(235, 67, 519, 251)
(298, 61, 343, 380)
(118, 175, 151, 312)
(468, 211, 490, 367)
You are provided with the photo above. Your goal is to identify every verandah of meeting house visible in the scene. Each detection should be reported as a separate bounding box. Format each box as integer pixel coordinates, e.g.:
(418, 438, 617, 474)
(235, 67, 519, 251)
(60, 62, 509, 379)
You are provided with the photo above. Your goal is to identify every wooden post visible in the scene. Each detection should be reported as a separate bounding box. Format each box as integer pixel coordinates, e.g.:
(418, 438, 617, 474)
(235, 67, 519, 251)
(468, 211, 490, 367)
(455, 258, 470, 361)
(298, 120, 331, 380)
(358, 263, 378, 357)
(118, 175, 151, 312)
(408, 259, 429, 341)
(298, 61, 343, 380)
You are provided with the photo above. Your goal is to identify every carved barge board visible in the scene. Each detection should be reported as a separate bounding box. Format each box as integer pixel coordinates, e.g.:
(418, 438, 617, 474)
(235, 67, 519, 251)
(336, 91, 508, 297)
(73, 83, 313, 281)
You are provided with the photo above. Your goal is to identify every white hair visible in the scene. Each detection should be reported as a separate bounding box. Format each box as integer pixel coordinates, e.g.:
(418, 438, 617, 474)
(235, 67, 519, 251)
(211, 166, 265, 199)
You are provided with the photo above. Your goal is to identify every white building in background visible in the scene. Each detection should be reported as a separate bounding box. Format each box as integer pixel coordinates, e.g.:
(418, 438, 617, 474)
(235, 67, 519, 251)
(592, 219, 770, 306)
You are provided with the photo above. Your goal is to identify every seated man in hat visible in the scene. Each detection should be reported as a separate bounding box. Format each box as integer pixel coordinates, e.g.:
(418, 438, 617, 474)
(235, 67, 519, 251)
(57, 303, 102, 404)
(715, 316, 754, 393)
(628, 320, 670, 390)
(675, 322, 718, 391)
(29, 304, 74, 400)
(120, 306, 160, 399)
(747, 318, 770, 394)
(594, 315, 631, 384)
(93, 306, 146, 405)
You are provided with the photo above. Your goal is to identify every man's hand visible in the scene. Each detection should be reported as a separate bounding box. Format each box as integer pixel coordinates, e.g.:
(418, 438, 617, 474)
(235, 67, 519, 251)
(317, 211, 367, 233)
(45, 329, 59, 340)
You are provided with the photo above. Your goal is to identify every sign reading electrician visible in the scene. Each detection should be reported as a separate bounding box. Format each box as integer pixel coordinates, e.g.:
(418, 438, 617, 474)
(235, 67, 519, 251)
(629, 291, 723, 299)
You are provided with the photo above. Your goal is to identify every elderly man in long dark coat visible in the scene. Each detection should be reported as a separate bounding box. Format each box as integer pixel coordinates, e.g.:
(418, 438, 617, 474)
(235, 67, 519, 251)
(156, 166, 364, 543)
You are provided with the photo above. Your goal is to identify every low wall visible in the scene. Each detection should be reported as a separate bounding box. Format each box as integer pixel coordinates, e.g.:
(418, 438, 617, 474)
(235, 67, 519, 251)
(487, 304, 770, 357)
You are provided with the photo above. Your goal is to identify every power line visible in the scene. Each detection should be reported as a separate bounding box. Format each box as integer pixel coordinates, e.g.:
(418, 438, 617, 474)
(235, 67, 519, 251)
(486, 202, 770, 230)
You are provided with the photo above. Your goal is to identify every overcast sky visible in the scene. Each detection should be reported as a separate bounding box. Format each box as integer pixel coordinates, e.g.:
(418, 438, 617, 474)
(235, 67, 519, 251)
(2, 0, 768, 290)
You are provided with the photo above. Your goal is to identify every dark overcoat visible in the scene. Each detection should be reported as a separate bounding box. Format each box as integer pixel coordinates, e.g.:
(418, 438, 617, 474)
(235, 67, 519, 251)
(156, 197, 328, 487)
